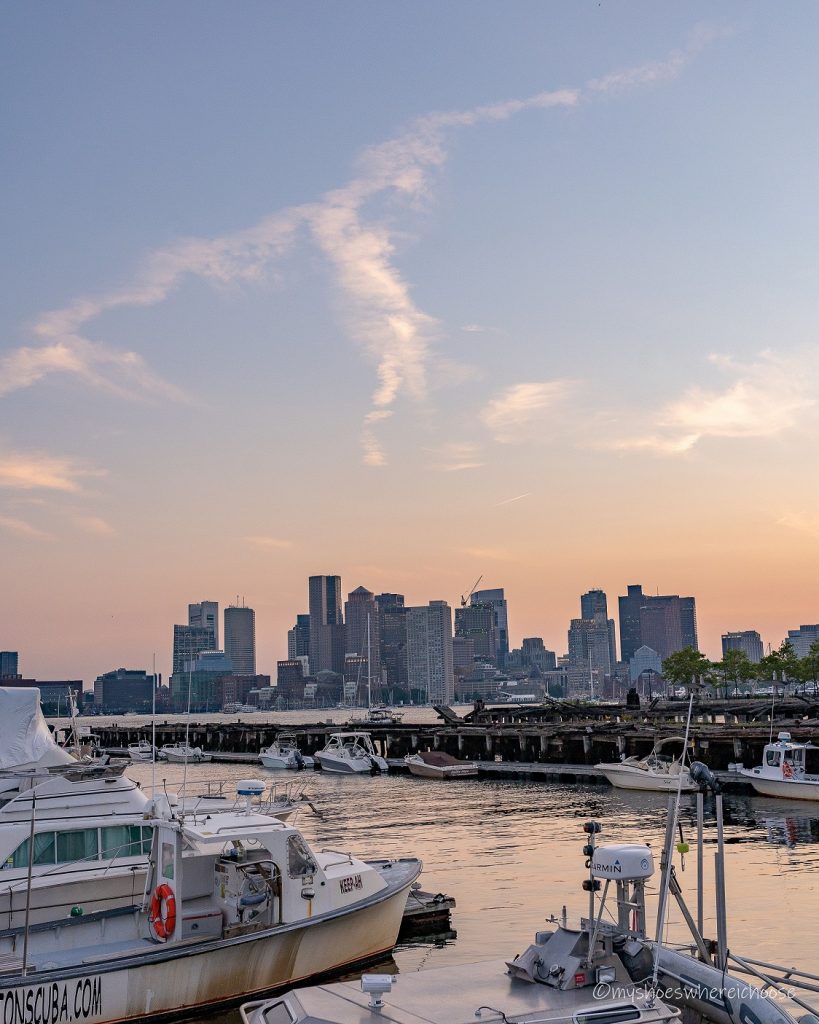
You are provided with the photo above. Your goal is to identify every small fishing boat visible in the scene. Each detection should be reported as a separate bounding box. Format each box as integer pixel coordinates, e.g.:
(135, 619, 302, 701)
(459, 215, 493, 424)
(0, 780, 421, 1024)
(738, 731, 819, 800)
(404, 751, 477, 779)
(260, 733, 314, 770)
(314, 732, 388, 774)
(127, 739, 155, 762)
(159, 741, 213, 763)
(597, 736, 697, 792)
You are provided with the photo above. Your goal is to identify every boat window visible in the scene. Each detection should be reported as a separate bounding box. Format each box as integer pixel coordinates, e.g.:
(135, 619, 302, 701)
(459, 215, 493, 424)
(766, 750, 781, 766)
(575, 1005, 641, 1024)
(101, 825, 145, 859)
(57, 829, 99, 863)
(261, 1004, 294, 1024)
(142, 826, 153, 853)
(806, 750, 819, 775)
(287, 835, 317, 878)
(9, 832, 57, 868)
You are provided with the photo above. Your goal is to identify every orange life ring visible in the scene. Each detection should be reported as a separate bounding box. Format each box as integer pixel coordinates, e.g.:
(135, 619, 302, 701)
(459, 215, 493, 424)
(149, 883, 176, 941)
(783, 761, 794, 780)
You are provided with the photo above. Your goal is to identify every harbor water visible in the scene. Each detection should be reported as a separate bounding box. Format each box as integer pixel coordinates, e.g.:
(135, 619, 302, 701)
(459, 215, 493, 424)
(125, 759, 819, 1019)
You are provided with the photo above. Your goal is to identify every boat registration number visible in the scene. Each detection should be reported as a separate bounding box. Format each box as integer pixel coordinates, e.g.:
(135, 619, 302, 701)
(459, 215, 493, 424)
(339, 874, 363, 894)
(0, 976, 103, 1024)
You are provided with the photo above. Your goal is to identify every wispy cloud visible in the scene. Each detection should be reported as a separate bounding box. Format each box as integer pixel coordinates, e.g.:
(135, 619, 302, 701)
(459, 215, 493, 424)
(244, 535, 293, 551)
(776, 510, 819, 539)
(0, 515, 52, 540)
(6, 29, 718, 465)
(494, 492, 531, 507)
(481, 380, 579, 443)
(74, 515, 116, 537)
(611, 350, 817, 454)
(426, 442, 484, 472)
(0, 450, 104, 492)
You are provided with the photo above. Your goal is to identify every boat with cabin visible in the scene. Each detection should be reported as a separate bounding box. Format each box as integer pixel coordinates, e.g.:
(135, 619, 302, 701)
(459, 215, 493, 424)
(0, 780, 421, 1023)
(159, 742, 213, 763)
(738, 731, 819, 800)
(0, 688, 76, 803)
(260, 733, 314, 771)
(127, 740, 155, 762)
(314, 733, 388, 774)
(404, 751, 478, 779)
(596, 736, 698, 792)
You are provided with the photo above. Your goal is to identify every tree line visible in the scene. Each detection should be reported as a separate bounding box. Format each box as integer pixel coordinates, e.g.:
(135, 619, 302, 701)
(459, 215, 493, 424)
(661, 640, 819, 697)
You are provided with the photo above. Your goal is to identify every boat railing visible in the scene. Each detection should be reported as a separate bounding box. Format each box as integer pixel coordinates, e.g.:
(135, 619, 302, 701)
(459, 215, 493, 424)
(142, 777, 309, 811)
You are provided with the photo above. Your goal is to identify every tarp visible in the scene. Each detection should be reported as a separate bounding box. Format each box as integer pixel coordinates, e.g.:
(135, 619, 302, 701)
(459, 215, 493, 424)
(0, 687, 75, 770)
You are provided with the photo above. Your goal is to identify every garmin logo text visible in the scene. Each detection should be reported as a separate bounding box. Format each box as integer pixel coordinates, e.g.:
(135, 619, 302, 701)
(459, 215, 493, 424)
(593, 858, 622, 875)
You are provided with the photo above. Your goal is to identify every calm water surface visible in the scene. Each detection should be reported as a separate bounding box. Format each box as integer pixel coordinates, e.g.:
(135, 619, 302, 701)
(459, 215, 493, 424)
(127, 759, 819, 1016)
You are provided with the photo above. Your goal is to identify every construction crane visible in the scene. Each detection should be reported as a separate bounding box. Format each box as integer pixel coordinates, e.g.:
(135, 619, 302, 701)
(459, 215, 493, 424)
(460, 574, 483, 607)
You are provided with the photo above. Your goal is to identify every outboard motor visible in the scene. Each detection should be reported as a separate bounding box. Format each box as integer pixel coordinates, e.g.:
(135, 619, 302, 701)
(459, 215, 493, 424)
(690, 760, 720, 794)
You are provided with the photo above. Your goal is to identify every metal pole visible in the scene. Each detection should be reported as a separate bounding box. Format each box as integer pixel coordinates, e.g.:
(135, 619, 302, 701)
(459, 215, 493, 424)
(696, 791, 704, 942)
(22, 792, 36, 976)
(715, 793, 728, 969)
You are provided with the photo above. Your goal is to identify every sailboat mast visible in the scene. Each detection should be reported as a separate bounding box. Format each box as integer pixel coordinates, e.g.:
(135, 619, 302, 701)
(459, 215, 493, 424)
(367, 614, 372, 710)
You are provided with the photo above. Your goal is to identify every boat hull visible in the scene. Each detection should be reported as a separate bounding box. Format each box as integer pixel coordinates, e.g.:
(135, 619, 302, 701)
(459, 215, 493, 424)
(0, 861, 420, 1024)
(407, 763, 477, 779)
(163, 752, 212, 764)
(597, 764, 697, 792)
(315, 753, 372, 774)
(738, 770, 819, 801)
(259, 754, 294, 770)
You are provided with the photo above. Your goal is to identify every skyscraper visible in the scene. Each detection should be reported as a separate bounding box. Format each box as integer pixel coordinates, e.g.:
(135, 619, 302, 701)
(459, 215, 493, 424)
(581, 589, 617, 665)
(376, 594, 407, 690)
(455, 603, 497, 663)
(189, 601, 219, 648)
(618, 585, 644, 663)
(471, 588, 509, 664)
(618, 586, 698, 662)
(287, 614, 310, 660)
(786, 624, 819, 658)
(721, 630, 764, 663)
(406, 600, 454, 704)
(172, 625, 216, 676)
(224, 604, 256, 675)
(308, 575, 345, 675)
(344, 587, 380, 677)
(0, 652, 19, 679)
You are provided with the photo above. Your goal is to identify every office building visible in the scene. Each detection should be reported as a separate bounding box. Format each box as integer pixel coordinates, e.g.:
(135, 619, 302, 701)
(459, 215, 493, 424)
(618, 585, 645, 663)
(0, 652, 19, 678)
(568, 616, 613, 683)
(224, 604, 256, 675)
(93, 668, 155, 713)
(521, 638, 557, 673)
(170, 650, 233, 711)
(308, 575, 345, 675)
(786, 624, 819, 658)
(618, 585, 698, 662)
(172, 625, 216, 676)
(471, 588, 509, 665)
(2, 678, 81, 715)
(406, 600, 454, 704)
(721, 630, 764, 663)
(455, 602, 497, 663)
(287, 614, 310, 660)
(629, 646, 663, 686)
(376, 594, 408, 690)
(581, 590, 617, 665)
(189, 601, 219, 648)
(344, 587, 380, 669)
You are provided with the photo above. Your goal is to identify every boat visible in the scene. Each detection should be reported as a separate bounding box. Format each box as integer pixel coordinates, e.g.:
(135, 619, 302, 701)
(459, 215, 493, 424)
(127, 740, 155, 762)
(159, 741, 213, 763)
(314, 732, 388, 774)
(0, 687, 75, 801)
(0, 780, 422, 1024)
(0, 761, 309, 928)
(404, 750, 478, 779)
(738, 731, 819, 800)
(241, 790, 814, 1024)
(596, 736, 698, 792)
(348, 704, 404, 727)
(260, 733, 315, 771)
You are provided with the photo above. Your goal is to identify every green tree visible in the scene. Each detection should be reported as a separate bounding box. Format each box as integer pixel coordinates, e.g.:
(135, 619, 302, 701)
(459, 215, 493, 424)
(797, 640, 819, 697)
(759, 640, 799, 695)
(718, 649, 755, 697)
(662, 647, 713, 696)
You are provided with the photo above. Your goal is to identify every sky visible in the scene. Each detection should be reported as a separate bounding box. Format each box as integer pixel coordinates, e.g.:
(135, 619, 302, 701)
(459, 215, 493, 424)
(2, 2, 819, 684)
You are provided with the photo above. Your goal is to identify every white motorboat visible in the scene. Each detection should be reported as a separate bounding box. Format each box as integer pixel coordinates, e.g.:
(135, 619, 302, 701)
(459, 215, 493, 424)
(0, 687, 75, 802)
(260, 732, 314, 770)
(348, 705, 404, 726)
(405, 750, 478, 779)
(314, 732, 388, 774)
(159, 741, 213, 763)
(597, 736, 698, 792)
(738, 731, 819, 800)
(127, 739, 155, 762)
(0, 781, 422, 1024)
(0, 761, 308, 927)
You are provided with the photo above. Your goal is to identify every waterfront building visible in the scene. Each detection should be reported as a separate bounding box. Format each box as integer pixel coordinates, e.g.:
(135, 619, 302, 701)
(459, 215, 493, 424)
(220, 674, 269, 707)
(172, 624, 216, 676)
(455, 602, 497, 663)
(277, 659, 306, 701)
(308, 575, 345, 675)
(628, 646, 663, 686)
(170, 650, 233, 711)
(343, 654, 369, 702)
(376, 594, 408, 690)
(0, 652, 19, 678)
(224, 604, 256, 675)
(452, 636, 476, 675)
(1, 678, 81, 715)
(93, 668, 155, 713)
(786, 623, 819, 658)
(344, 587, 380, 671)
(721, 630, 764, 663)
(189, 600, 219, 648)
(471, 588, 509, 665)
(287, 614, 310, 660)
(406, 600, 454, 704)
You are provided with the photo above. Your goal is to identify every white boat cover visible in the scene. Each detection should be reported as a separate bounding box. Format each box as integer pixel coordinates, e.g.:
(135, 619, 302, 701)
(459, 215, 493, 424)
(0, 687, 74, 770)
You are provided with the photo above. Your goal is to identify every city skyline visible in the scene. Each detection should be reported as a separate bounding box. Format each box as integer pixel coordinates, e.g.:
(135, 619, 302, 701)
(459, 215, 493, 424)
(3, 4, 819, 684)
